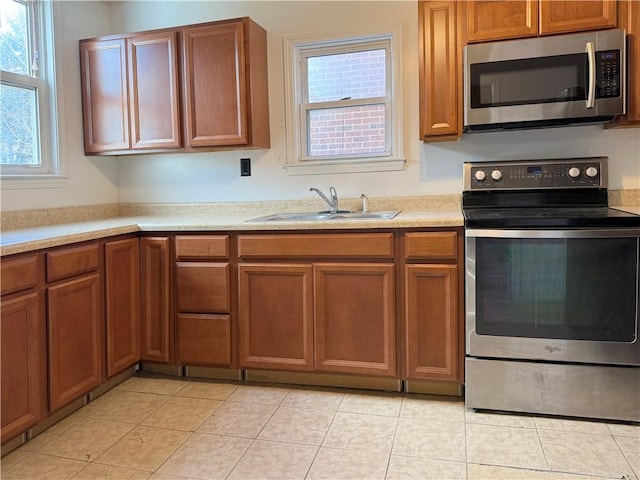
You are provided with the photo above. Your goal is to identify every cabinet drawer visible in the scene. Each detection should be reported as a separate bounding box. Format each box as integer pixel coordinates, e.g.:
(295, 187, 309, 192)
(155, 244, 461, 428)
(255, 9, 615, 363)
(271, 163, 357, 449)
(177, 313, 231, 366)
(176, 262, 230, 313)
(405, 232, 458, 260)
(238, 233, 394, 259)
(46, 243, 100, 283)
(175, 235, 229, 260)
(1, 254, 39, 296)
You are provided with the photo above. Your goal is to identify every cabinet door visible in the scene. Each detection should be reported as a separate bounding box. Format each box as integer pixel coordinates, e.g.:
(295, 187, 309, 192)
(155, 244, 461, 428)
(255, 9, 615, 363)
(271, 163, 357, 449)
(80, 39, 130, 153)
(105, 238, 140, 378)
(128, 31, 181, 149)
(1, 293, 46, 444)
(238, 264, 313, 371)
(405, 264, 459, 382)
(182, 21, 248, 147)
(540, 0, 617, 35)
(177, 314, 232, 366)
(466, 0, 538, 42)
(176, 262, 230, 313)
(48, 274, 103, 412)
(140, 237, 171, 363)
(314, 263, 396, 377)
(419, 1, 460, 139)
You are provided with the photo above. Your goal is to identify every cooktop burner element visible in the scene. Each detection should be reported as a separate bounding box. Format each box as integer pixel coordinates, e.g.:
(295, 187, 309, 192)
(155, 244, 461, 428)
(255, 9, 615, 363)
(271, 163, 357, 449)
(462, 157, 640, 229)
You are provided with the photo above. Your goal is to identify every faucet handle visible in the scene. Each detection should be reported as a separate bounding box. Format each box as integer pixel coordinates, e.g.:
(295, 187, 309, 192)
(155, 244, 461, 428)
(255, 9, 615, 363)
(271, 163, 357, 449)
(360, 193, 369, 213)
(329, 186, 338, 201)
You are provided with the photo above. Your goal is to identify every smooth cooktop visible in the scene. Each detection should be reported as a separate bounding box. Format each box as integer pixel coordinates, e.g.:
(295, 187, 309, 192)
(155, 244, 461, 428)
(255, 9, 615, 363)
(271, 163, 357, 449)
(463, 206, 640, 229)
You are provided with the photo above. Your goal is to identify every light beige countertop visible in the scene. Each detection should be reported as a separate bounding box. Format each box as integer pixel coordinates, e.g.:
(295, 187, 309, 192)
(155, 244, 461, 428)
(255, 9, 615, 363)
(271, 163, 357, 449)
(0, 209, 464, 256)
(612, 205, 640, 215)
(2, 190, 638, 257)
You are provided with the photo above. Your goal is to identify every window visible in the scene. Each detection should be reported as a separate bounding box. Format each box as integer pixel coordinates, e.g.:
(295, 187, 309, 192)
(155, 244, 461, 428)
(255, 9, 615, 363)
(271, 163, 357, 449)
(1, 0, 60, 179)
(283, 25, 405, 175)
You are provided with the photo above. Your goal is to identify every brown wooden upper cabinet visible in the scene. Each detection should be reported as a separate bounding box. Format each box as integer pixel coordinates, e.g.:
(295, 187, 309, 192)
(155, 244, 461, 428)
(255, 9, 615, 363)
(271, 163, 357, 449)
(80, 17, 269, 155)
(466, 0, 617, 43)
(419, 1, 463, 140)
(420, 0, 634, 142)
(181, 19, 270, 149)
(80, 31, 180, 154)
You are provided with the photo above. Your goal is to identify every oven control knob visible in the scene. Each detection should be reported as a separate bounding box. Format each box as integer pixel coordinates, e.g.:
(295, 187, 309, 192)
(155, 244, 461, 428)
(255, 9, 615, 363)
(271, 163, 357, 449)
(491, 170, 502, 181)
(568, 167, 581, 178)
(586, 166, 598, 178)
(474, 170, 486, 181)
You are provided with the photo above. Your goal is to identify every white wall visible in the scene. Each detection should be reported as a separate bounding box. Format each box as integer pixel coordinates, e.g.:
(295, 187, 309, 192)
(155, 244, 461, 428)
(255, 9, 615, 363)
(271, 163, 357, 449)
(2, 1, 638, 212)
(111, 0, 640, 204)
(1, 1, 119, 212)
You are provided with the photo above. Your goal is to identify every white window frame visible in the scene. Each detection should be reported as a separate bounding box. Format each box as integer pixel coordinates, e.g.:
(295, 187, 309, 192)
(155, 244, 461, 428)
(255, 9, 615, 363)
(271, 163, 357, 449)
(1, 0, 66, 186)
(283, 24, 405, 175)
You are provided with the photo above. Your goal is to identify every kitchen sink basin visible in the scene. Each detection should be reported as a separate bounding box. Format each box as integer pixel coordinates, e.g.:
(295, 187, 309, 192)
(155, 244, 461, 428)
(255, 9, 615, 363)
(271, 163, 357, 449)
(247, 210, 400, 222)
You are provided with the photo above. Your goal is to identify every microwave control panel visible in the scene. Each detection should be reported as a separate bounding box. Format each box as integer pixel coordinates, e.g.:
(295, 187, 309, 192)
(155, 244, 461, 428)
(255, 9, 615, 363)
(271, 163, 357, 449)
(596, 50, 620, 98)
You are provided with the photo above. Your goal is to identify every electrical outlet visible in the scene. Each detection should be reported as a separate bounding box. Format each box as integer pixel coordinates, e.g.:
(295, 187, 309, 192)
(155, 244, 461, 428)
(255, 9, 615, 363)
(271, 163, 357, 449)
(240, 158, 251, 176)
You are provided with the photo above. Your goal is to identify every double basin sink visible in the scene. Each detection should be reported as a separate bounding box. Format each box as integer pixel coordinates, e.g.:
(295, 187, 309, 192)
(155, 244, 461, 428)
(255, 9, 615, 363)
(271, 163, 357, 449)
(248, 210, 400, 222)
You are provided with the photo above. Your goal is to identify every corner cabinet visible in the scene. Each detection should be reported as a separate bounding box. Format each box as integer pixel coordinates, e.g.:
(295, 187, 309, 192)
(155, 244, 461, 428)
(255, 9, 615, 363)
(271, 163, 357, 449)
(80, 17, 269, 155)
(80, 31, 181, 154)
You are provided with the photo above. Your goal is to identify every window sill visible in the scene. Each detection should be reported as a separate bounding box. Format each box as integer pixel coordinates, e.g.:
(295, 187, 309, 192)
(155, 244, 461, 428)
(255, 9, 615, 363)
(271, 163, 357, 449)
(284, 158, 406, 176)
(1, 175, 69, 190)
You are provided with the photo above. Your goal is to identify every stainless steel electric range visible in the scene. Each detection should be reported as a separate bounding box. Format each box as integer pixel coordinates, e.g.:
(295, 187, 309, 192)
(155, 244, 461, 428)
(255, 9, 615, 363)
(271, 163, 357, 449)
(463, 156, 640, 422)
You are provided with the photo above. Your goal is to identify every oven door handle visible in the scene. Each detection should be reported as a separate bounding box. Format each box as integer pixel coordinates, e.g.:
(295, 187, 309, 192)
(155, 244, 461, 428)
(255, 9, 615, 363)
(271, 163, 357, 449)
(586, 41, 596, 109)
(465, 229, 640, 239)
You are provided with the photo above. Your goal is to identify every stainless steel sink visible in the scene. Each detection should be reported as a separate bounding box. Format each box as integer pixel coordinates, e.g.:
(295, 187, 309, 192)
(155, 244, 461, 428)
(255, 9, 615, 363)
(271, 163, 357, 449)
(247, 210, 400, 222)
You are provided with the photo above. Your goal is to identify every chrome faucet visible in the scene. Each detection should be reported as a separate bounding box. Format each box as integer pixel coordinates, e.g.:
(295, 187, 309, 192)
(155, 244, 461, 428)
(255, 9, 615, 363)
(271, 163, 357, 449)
(310, 186, 339, 213)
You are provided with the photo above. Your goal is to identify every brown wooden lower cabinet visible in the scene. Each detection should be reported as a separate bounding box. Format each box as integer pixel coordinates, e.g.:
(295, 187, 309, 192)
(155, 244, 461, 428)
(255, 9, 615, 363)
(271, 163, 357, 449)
(105, 237, 140, 377)
(238, 264, 314, 371)
(405, 264, 459, 382)
(140, 237, 171, 363)
(1, 292, 46, 444)
(314, 263, 396, 377)
(47, 274, 103, 412)
(177, 313, 232, 366)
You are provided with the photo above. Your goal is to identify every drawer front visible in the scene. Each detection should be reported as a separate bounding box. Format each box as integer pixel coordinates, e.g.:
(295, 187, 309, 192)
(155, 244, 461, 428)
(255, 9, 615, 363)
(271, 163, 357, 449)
(175, 235, 229, 260)
(238, 233, 394, 259)
(405, 232, 458, 260)
(176, 262, 230, 313)
(1, 254, 39, 296)
(46, 243, 100, 283)
(176, 313, 231, 366)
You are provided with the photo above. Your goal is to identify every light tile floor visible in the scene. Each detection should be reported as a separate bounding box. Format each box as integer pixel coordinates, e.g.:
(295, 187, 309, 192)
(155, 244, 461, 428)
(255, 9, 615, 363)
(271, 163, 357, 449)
(1, 375, 638, 480)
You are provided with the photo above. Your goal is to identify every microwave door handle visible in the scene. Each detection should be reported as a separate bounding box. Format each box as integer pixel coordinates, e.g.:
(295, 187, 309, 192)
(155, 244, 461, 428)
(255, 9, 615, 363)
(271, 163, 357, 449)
(586, 41, 596, 109)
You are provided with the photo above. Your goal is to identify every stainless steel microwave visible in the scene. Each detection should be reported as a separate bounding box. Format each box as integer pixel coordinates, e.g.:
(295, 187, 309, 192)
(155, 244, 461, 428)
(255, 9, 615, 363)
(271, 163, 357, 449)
(464, 29, 626, 132)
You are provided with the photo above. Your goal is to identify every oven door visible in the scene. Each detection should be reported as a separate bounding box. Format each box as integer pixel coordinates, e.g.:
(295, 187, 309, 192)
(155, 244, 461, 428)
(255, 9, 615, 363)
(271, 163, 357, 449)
(466, 229, 640, 366)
